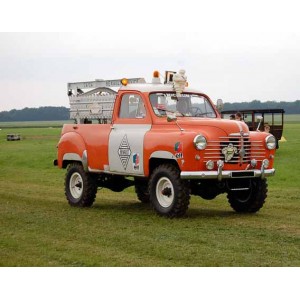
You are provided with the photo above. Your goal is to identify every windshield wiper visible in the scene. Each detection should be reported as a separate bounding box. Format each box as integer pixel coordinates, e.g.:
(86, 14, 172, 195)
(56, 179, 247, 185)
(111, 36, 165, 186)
(157, 108, 184, 117)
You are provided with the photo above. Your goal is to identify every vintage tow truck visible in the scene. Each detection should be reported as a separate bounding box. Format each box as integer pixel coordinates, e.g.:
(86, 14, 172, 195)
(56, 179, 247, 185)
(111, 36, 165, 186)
(54, 70, 277, 217)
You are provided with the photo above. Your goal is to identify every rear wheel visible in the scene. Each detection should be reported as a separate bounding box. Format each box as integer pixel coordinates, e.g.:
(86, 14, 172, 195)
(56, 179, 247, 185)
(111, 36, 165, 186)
(149, 164, 190, 218)
(65, 163, 98, 207)
(227, 179, 267, 213)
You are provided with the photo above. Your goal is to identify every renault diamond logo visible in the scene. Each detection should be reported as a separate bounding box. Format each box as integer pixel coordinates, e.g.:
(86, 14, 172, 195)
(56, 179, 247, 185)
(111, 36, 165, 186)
(118, 135, 131, 170)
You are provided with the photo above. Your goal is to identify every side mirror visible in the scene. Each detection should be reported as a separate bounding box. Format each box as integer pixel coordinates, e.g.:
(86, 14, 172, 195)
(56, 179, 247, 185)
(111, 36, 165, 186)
(167, 114, 177, 122)
(216, 99, 224, 112)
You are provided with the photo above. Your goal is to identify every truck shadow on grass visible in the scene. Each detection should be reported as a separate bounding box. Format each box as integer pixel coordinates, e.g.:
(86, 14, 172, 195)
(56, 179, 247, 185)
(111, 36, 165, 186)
(88, 201, 254, 219)
(91, 201, 152, 214)
(186, 208, 256, 219)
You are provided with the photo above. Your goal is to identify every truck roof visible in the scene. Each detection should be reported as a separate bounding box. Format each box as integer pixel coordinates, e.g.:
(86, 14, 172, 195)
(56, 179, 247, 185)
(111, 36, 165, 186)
(119, 83, 204, 94)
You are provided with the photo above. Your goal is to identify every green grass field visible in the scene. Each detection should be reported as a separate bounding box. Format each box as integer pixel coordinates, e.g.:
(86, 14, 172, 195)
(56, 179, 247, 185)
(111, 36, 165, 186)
(0, 116, 299, 266)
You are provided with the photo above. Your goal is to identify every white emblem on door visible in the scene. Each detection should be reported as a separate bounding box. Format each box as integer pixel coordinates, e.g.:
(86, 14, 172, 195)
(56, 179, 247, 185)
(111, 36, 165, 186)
(118, 135, 131, 170)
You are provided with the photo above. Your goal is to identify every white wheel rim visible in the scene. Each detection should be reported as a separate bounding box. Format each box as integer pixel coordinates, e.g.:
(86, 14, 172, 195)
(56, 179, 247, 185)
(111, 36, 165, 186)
(156, 177, 174, 208)
(69, 172, 83, 200)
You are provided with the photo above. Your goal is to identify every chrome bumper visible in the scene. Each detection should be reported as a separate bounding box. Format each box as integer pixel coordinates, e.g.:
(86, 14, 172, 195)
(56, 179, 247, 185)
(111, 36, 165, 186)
(181, 168, 275, 180)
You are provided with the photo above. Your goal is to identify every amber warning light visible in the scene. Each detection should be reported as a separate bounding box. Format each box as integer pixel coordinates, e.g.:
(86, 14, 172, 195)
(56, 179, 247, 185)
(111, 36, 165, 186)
(152, 70, 161, 84)
(153, 70, 159, 78)
(121, 78, 128, 86)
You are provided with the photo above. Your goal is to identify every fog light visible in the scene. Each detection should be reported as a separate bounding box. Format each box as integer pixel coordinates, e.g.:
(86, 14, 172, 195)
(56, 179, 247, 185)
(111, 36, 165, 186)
(206, 160, 214, 170)
(262, 159, 269, 168)
(251, 159, 257, 168)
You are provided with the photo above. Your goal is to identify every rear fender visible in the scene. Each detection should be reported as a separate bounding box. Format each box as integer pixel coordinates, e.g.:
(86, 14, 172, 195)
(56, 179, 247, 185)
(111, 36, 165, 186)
(57, 132, 87, 170)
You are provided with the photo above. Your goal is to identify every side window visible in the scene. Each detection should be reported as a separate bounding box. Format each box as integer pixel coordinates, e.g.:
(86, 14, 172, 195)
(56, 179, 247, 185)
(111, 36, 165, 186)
(119, 94, 146, 119)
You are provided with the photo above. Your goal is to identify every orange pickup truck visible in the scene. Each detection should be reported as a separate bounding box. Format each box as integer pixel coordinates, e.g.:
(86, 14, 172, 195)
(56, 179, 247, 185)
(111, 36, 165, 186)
(54, 70, 277, 217)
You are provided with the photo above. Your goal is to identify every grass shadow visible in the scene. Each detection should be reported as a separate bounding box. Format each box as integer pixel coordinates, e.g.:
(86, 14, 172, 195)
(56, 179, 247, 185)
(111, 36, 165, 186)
(187, 207, 236, 218)
(92, 200, 152, 214)
(91, 200, 250, 220)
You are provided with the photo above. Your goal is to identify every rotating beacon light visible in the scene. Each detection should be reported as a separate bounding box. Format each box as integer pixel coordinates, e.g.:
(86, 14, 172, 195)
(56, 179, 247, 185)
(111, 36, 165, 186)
(152, 71, 161, 84)
(121, 78, 128, 86)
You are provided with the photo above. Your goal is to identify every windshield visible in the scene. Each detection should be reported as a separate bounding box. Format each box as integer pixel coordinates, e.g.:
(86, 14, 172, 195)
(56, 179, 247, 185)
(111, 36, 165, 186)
(149, 93, 217, 118)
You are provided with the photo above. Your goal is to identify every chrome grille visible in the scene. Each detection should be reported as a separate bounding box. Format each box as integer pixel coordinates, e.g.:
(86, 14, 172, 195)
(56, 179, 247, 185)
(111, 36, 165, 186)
(204, 136, 265, 164)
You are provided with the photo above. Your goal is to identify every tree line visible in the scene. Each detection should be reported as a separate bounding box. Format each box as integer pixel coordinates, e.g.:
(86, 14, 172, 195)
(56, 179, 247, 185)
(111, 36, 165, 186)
(0, 106, 69, 122)
(0, 101, 299, 122)
(222, 100, 300, 114)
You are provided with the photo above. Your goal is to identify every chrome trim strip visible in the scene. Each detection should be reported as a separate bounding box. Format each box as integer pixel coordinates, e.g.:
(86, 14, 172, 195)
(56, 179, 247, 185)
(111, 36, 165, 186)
(63, 153, 82, 162)
(180, 168, 275, 180)
(150, 151, 176, 160)
(62, 152, 88, 171)
(82, 150, 88, 172)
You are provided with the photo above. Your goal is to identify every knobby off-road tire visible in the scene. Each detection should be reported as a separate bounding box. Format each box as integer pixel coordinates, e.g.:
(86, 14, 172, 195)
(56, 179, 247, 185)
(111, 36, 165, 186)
(65, 163, 98, 207)
(149, 164, 190, 218)
(227, 178, 268, 213)
(134, 178, 150, 203)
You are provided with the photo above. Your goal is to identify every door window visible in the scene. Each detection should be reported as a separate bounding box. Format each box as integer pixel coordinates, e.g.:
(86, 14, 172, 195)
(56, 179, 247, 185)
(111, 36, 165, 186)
(119, 94, 146, 119)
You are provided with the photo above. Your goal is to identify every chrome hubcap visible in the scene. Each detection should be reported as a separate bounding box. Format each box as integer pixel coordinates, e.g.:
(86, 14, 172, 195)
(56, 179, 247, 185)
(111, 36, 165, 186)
(156, 177, 174, 208)
(69, 172, 83, 200)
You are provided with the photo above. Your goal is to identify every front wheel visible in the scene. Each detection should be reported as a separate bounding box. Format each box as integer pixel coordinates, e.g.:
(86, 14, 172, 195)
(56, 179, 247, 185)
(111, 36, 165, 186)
(227, 179, 267, 213)
(149, 164, 190, 218)
(65, 163, 98, 207)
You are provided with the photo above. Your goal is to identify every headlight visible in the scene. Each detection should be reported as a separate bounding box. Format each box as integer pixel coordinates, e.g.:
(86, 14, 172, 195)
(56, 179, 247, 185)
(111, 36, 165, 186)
(265, 135, 276, 150)
(194, 134, 207, 150)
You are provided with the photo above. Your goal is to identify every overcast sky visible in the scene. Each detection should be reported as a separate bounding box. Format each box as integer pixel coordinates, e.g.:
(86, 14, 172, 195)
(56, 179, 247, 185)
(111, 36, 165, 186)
(0, 0, 300, 111)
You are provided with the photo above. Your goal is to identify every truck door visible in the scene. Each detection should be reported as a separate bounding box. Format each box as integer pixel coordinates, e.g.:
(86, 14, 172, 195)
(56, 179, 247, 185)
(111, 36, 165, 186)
(108, 92, 151, 175)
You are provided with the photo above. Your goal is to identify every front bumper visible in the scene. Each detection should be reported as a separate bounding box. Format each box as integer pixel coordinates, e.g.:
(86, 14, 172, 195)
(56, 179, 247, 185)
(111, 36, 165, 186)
(181, 168, 275, 180)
